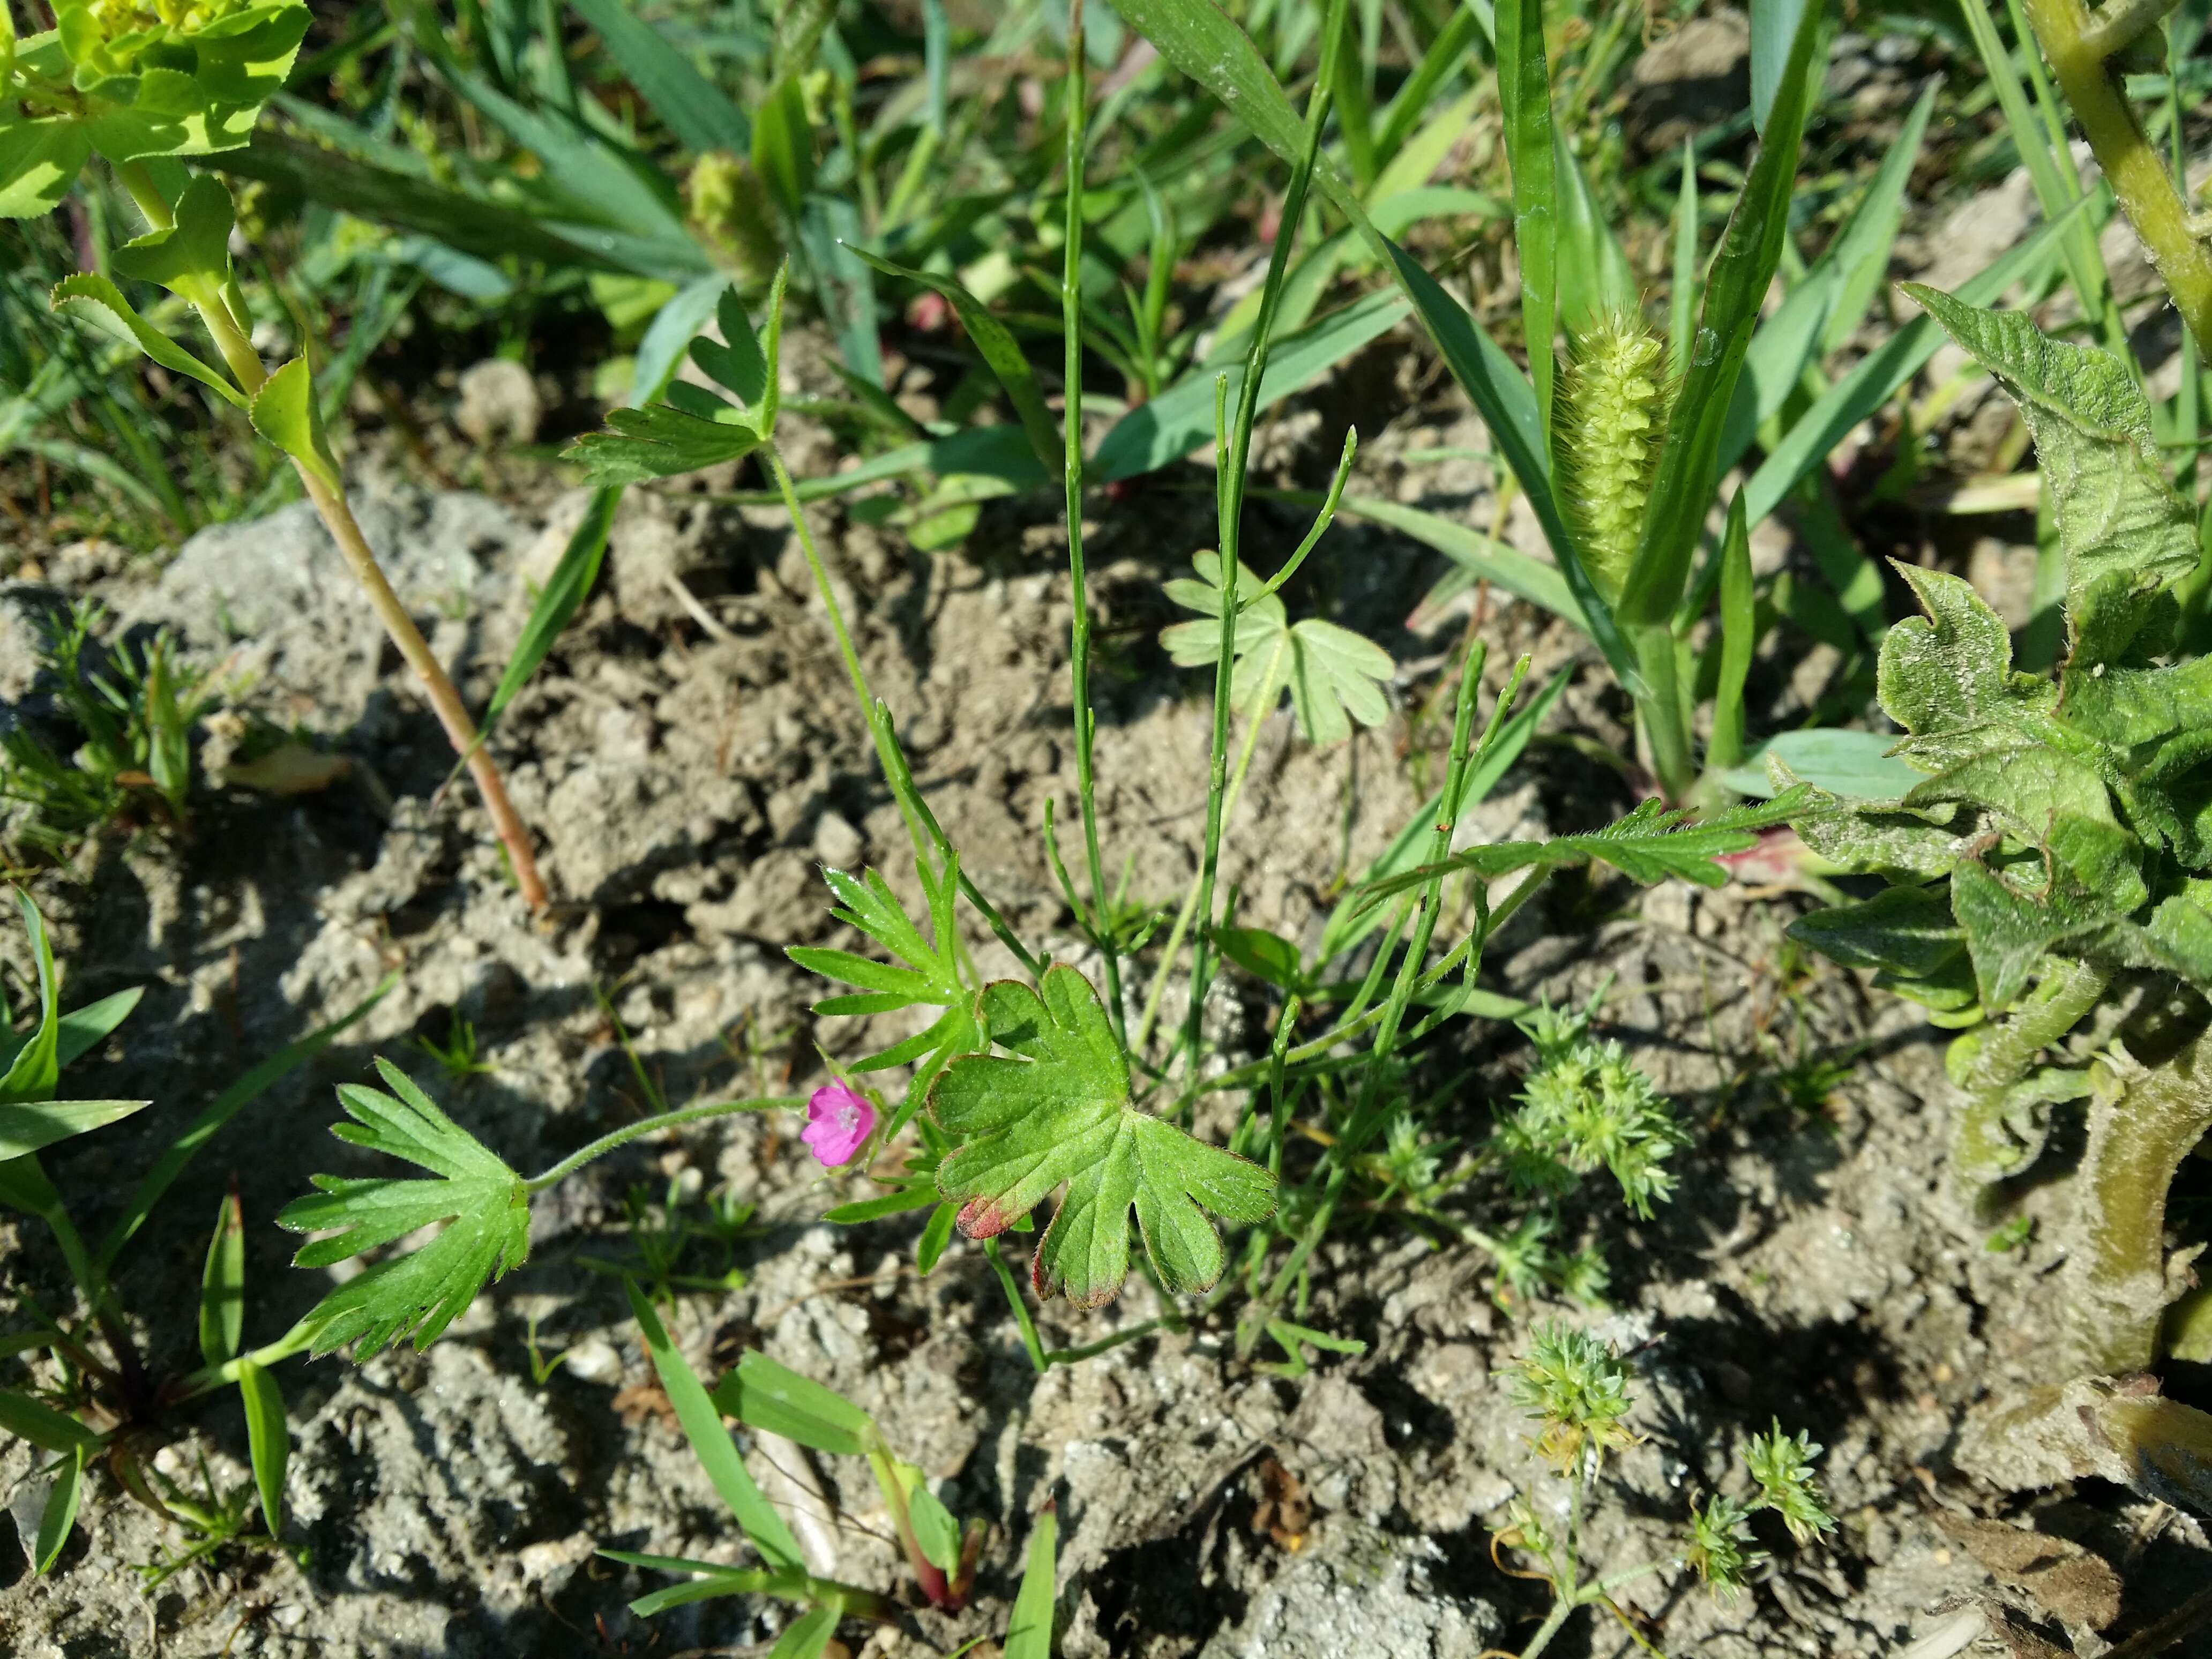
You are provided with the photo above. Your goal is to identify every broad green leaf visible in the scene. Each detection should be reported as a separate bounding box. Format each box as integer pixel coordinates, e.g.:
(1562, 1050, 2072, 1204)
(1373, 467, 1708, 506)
(1905, 744, 2145, 913)
(1616, 0, 1821, 631)
(1950, 860, 2116, 1010)
(847, 248, 1059, 473)
(49, 273, 245, 407)
(199, 1191, 245, 1369)
(1357, 789, 1814, 909)
(110, 173, 236, 298)
(569, 0, 750, 154)
(563, 403, 767, 485)
(711, 1352, 877, 1458)
(1905, 286, 2199, 667)
(33, 1446, 84, 1574)
(1878, 564, 2016, 741)
(276, 1058, 530, 1357)
(626, 1281, 805, 1570)
(247, 356, 341, 490)
(1004, 1507, 1058, 1659)
(929, 966, 1275, 1307)
(0, 1386, 99, 1453)
(0, 119, 93, 218)
(238, 1359, 287, 1535)
(1161, 554, 1393, 744)
(1721, 729, 1924, 801)
(1787, 788, 1964, 881)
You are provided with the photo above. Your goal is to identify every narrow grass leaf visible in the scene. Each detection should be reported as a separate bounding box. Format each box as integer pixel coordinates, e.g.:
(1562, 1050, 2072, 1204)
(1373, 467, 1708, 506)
(1494, 0, 1557, 420)
(626, 1280, 805, 1569)
(238, 1359, 288, 1536)
(711, 1352, 877, 1457)
(1709, 492, 1755, 772)
(1617, 0, 1821, 629)
(199, 1191, 245, 1368)
(485, 487, 617, 729)
(0, 1098, 150, 1162)
(1004, 1506, 1058, 1659)
(569, 0, 749, 153)
(33, 1446, 83, 1573)
(0, 1387, 100, 1454)
(1328, 495, 1580, 625)
(1748, 0, 1812, 136)
(99, 976, 391, 1269)
(846, 248, 1060, 470)
(768, 1606, 840, 1659)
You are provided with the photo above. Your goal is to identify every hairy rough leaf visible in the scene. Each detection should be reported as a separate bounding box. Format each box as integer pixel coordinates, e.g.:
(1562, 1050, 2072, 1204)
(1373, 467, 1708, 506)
(276, 1059, 530, 1357)
(1907, 286, 2199, 667)
(929, 966, 1275, 1307)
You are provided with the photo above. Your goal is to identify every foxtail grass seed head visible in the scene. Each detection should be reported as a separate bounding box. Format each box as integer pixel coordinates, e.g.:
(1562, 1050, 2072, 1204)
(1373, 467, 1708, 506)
(1559, 313, 1669, 606)
(686, 152, 783, 285)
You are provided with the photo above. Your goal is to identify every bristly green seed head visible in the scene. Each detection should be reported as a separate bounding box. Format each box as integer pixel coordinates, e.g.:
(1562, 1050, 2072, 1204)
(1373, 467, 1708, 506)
(1559, 312, 1669, 607)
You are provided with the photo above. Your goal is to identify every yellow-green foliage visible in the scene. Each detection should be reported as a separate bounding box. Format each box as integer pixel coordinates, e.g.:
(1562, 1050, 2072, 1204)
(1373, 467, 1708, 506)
(1559, 314, 1669, 606)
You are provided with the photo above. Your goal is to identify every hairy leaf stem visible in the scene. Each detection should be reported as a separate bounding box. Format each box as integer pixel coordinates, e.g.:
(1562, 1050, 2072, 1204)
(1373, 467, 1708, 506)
(1059, 0, 1129, 1048)
(523, 1097, 800, 1193)
(766, 445, 1044, 981)
(114, 161, 549, 910)
(2015, 0, 2212, 353)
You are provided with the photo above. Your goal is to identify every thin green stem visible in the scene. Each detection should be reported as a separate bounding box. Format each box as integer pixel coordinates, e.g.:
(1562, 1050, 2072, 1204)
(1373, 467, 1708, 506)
(1133, 697, 1273, 1058)
(983, 1237, 1050, 1374)
(1059, 0, 1127, 1045)
(1179, 0, 1350, 1083)
(1515, 1595, 1578, 1659)
(524, 1098, 798, 1193)
(2017, 0, 2212, 354)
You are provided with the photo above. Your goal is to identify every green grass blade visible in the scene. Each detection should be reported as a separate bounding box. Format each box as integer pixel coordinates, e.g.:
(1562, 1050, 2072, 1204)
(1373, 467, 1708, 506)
(1318, 495, 1581, 623)
(1093, 291, 1408, 480)
(198, 1191, 244, 1369)
(55, 988, 142, 1070)
(1616, 0, 1821, 630)
(1743, 196, 2089, 526)
(95, 976, 393, 1271)
(768, 1606, 840, 1659)
(238, 1359, 289, 1536)
(1, 891, 61, 1105)
(0, 1386, 100, 1454)
(626, 1280, 805, 1571)
(569, 0, 750, 154)
(1553, 126, 1639, 337)
(33, 1446, 84, 1573)
(1748, 0, 1812, 136)
(1494, 0, 1558, 422)
(847, 248, 1059, 470)
(485, 488, 617, 729)
(1375, 8, 1481, 158)
(1821, 83, 1937, 353)
(1707, 491, 1755, 773)
(1670, 140, 1698, 380)
(1956, 0, 2119, 349)
(1004, 1506, 1058, 1659)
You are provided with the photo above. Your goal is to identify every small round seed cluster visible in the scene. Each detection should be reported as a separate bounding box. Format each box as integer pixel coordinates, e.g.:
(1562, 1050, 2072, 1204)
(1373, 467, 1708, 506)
(1559, 313, 1669, 606)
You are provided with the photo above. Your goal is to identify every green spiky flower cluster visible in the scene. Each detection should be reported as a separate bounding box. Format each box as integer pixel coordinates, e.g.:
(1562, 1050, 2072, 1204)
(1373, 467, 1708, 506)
(1744, 1422, 1837, 1543)
(78, 0, 251, 38)
(1498, 1036, 1688, 1219)
(1558, 313, 1669, 605)
(1512, 1322, 1639, 1471)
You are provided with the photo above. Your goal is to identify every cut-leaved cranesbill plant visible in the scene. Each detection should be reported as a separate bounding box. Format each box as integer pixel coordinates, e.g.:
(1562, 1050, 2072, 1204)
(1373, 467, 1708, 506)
(0, 886, 382, 1574)
(1491, 1324, 1836, 1659)
(546, 0, 1812, 1384)
(0, 0, 547, 908)
(1782, 287, 2212, 1514)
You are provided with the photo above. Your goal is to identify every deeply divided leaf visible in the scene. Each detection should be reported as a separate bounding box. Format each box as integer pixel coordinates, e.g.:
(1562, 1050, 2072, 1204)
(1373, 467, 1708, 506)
(928, 965, 1275, 1308)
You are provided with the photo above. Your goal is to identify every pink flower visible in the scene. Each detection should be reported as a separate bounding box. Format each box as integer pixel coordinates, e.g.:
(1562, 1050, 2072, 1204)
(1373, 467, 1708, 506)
(801, 1083, 875, 1168)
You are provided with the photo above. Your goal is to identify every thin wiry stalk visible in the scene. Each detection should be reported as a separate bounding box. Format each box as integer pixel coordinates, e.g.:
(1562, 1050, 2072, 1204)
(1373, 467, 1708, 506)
(1060, 0, 1129, 1046)
(1178, 0, 1351, 1083)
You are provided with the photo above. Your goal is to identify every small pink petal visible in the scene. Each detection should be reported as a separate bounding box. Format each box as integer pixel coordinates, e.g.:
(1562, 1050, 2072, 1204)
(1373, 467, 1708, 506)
(801, 1083, 875, 1168)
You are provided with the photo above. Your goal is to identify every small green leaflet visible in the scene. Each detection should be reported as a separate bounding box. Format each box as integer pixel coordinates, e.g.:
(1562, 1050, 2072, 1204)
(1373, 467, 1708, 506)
(564, 269, 786, 485)
(787, 855, 978, 1134)
(928, 965, 1275, 1307)
(1, 889, 149, 1159)
(276, 1059, 530, 1357)
(1356, 789, 1814, 910)
(1161, 554, 1393, 745)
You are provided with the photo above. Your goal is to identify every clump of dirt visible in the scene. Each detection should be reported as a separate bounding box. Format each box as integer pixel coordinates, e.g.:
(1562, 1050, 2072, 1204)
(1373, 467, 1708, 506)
(3, 355, 2208, 1659)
